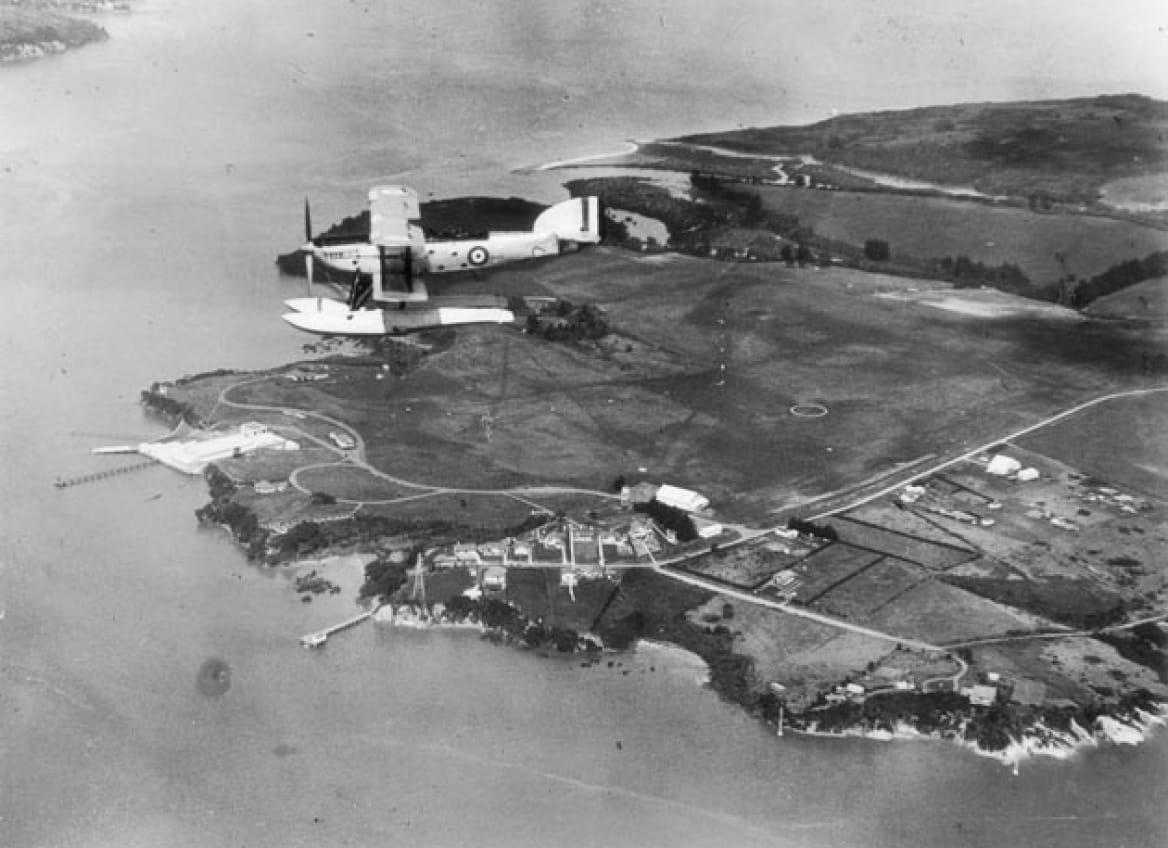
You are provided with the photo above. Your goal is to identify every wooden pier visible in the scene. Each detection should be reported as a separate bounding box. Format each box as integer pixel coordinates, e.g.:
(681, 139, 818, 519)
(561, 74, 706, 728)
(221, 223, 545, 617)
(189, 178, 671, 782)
(299, 607, 378, 649)
(54, 459, 158, 489)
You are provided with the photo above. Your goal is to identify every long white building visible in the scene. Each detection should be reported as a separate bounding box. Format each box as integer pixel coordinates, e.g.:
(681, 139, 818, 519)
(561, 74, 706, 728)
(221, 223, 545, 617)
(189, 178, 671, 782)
(654, 484, 709, 513)
(140, 422, 299, 475)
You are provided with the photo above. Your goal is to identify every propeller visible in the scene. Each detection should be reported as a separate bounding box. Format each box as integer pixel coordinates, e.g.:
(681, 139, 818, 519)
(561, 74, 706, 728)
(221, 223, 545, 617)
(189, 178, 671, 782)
(302, 198, 315, 296)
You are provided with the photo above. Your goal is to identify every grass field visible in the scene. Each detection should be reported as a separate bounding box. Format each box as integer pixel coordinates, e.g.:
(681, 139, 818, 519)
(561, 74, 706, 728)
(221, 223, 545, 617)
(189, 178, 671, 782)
(503, 569, 618, 632)
(844, 501, 982, 549)
(359, 491, 539, 536)
(1084, 277, 1168, 320)
(175, 242, 1168, 526)
(1016, 392, 1168, 500)
(794, 543, 883, 601)
(292, 465, 420, 501)
(830, 516, 980, 570)
(678, 538, 807, 588)
(756, 186, 1167, 284)
(810, 557, 926, 620)
(862, 580, 1048, 645)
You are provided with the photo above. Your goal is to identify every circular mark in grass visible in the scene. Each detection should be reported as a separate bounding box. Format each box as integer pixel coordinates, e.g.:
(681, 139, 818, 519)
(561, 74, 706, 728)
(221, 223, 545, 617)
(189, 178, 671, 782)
(196, 658, 232, 697)
(789, 403, 828, 418)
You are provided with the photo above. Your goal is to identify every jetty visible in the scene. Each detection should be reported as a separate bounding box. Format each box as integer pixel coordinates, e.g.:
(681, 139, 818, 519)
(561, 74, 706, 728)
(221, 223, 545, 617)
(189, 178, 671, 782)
(54, 458, 159, 489)
(299, 606, 380, 649)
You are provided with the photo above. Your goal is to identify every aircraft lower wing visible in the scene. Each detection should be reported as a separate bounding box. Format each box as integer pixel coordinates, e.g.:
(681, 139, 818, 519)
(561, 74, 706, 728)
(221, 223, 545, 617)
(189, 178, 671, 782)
(282, 298, 513, 336)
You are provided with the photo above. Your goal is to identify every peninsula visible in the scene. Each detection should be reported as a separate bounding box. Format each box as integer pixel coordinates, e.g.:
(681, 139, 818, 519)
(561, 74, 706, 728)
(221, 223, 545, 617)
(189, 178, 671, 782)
(142, 95, 1168, 765)
(0, 1, 125, 62)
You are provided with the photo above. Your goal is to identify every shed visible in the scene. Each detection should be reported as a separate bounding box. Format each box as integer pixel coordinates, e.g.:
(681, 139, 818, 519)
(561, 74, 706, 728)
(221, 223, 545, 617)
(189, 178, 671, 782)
(986, 455, 1022, 476)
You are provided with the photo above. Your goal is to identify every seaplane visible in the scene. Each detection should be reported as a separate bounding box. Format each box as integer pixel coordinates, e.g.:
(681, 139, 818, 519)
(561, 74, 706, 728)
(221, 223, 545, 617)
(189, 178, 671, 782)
(282, 185, 601, 336)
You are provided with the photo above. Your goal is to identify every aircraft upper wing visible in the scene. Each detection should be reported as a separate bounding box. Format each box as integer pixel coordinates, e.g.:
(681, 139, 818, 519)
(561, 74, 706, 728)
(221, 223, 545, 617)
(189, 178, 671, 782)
(368, 185, 421, 246)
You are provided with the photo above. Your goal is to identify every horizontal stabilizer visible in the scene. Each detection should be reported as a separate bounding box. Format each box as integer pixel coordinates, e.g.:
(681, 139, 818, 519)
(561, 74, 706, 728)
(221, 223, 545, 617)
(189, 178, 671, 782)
(533, 196, 601, 244)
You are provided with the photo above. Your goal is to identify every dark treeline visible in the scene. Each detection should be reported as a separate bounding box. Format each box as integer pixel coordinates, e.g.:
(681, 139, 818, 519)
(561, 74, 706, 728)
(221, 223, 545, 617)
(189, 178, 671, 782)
(140, 385, 203, 427)
(787, 517, 838, 541)
(934, 255, 1032, 293)
(689, 172, 811, 240)
(196, 468, 554, 564)
(1067, 249, 1168, 307)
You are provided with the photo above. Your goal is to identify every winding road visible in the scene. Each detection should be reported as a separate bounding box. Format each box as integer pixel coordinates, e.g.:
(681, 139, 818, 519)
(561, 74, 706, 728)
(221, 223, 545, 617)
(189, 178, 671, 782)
(215, 376, 620, 514)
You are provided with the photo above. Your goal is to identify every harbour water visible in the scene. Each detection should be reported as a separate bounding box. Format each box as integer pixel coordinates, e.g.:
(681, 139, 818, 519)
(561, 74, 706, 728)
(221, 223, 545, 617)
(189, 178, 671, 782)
(1, 2, 1166, 846)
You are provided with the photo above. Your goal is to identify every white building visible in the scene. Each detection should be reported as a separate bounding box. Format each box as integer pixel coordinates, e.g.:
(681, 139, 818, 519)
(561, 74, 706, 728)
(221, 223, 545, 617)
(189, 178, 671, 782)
(654, 484, 709, 513)
(693, 516, 723, 539)
(139, 423, 299, 475)
(482, 566, 507, 591)
(986, 454, 1022, 476)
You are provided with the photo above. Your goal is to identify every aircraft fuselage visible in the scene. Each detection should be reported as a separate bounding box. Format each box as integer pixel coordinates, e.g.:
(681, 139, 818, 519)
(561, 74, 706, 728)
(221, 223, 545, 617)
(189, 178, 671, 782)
(312, 230, 562, 278)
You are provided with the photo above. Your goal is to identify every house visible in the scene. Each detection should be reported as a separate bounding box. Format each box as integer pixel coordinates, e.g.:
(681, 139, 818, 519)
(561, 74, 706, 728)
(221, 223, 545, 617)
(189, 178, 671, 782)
(478, 542, 507, 563)
(453, 543, 482, 565)
(1016, 467, 1040, 482)
(482, 566, 507, 592)
(962, 685, 998, 707)
(254, 479, 289, 494)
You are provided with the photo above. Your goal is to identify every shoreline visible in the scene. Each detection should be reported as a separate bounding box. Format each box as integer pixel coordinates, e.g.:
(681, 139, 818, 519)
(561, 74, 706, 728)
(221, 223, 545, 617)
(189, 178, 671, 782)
(529, 142, 641, 171)
(792, 702, 1168, 768)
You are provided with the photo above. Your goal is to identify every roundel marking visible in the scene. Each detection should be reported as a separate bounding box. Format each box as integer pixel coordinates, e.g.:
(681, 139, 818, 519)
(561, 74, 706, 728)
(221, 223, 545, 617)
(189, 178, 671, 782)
(467, 246, 490, 267)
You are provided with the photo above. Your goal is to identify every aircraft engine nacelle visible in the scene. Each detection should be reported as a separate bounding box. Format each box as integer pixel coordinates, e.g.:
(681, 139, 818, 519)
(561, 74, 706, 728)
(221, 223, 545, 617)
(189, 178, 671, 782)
(315, 243, 381, 277)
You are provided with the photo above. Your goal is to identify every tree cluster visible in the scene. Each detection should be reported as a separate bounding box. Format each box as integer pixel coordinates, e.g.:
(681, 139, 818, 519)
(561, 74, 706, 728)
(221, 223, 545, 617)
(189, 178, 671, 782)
(195, 466, 267, 559)
(359, 555, 414, 600)
(934, 255, 1032, 293)
(635, 499, 698, 542)
(525, 301, 609, 343)
(863, 238, 891, 262)
(140, 386, 201, 426)
(786, 517, 838, 541)
(689, 172, 810, 239)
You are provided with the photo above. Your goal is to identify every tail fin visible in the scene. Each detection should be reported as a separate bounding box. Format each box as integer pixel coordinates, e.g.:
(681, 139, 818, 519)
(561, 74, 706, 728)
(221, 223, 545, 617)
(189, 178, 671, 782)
(533, 196, 601, 244)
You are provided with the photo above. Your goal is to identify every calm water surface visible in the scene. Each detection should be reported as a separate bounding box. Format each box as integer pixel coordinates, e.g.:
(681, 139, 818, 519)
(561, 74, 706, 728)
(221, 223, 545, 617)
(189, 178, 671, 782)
(1, 2, 1165, 846)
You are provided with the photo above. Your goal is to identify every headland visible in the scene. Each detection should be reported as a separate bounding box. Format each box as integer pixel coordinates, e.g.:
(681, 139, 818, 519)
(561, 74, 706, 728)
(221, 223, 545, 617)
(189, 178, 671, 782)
(0, 1, 127, 62)
(139, 96, 1168, 766)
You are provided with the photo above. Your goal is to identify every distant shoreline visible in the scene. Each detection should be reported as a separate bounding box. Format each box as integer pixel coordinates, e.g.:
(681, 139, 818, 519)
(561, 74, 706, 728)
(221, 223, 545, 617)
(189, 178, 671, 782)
(0, 2, 126, 63)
